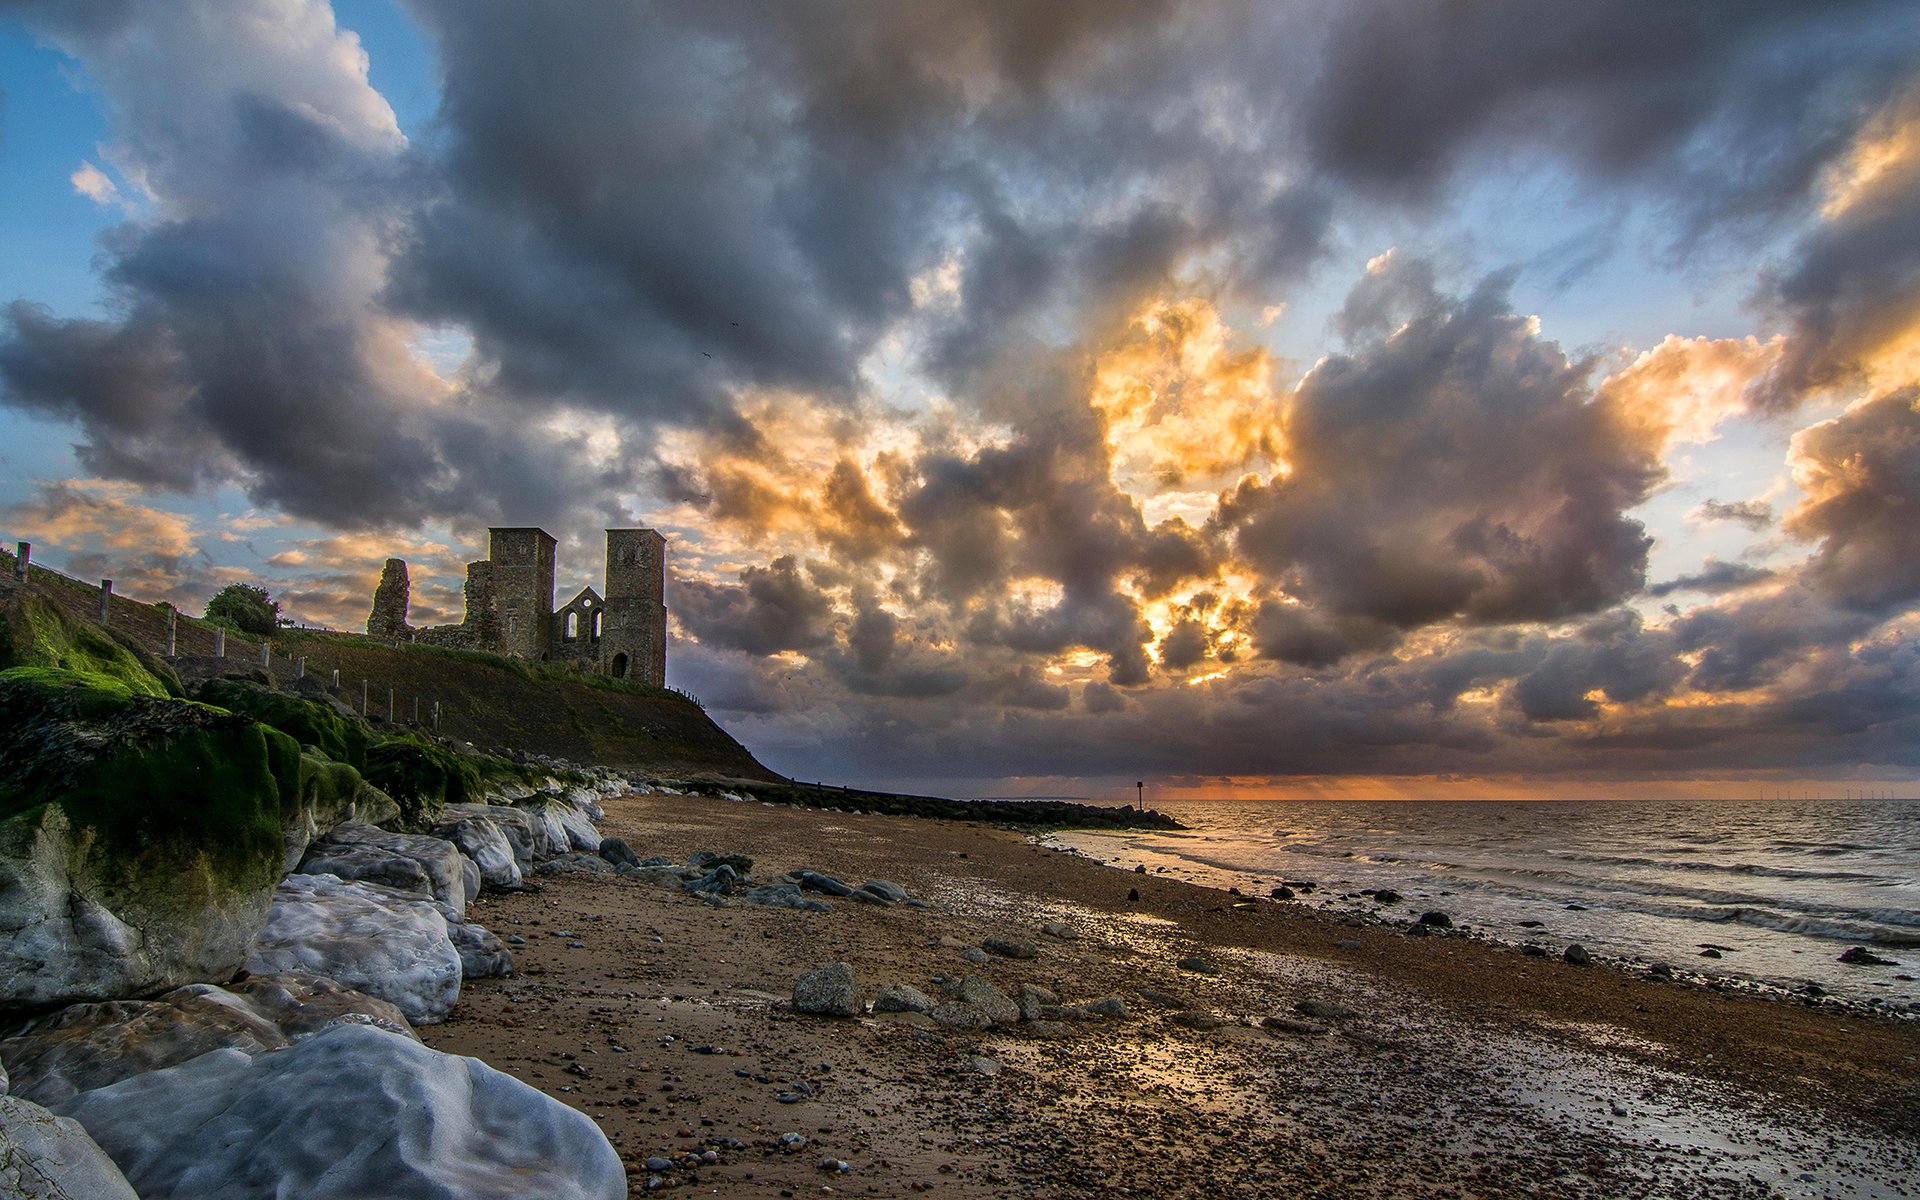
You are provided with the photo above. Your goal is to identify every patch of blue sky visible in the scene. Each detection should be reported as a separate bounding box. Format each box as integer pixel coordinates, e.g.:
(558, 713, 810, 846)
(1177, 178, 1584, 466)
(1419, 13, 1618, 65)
(0, 19, 117, 316)
(330, 0, 438, 140)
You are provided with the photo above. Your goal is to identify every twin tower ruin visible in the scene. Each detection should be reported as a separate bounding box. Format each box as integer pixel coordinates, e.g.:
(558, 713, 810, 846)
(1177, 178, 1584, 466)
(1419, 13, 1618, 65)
(368, 527, 667, 686)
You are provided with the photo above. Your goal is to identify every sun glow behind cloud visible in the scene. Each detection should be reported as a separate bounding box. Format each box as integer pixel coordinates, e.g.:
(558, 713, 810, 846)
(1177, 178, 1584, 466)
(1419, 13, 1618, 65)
(1, 0, 1918, 798)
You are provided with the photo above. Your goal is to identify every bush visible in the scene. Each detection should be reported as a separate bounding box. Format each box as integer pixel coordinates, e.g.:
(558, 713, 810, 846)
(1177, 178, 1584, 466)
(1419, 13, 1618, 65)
(204, 584, 279, 638)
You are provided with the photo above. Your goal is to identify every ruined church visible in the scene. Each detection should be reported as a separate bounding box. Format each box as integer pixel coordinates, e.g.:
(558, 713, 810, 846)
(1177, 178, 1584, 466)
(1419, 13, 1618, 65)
(368, 527, 667, 686)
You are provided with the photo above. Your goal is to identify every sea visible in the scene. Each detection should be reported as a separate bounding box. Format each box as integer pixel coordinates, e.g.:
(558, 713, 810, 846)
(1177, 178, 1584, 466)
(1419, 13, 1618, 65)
(1045, 797, 1920, 1012)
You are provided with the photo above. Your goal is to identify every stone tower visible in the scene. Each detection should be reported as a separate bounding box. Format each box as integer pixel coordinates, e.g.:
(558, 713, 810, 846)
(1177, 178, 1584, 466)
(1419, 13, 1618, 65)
(366, 558, 412, 640)
(488, 527, 557, 660)
(602, 528, 667, 685)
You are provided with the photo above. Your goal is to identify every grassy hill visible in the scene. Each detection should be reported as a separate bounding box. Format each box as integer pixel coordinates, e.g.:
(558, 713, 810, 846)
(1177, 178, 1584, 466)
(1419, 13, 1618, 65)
(0, 553, 777, 782)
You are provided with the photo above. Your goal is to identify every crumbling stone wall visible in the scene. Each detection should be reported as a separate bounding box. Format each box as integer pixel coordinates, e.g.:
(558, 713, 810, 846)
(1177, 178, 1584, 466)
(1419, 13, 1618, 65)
(365, 558, 413, 640)
(363, 528, 665, 683)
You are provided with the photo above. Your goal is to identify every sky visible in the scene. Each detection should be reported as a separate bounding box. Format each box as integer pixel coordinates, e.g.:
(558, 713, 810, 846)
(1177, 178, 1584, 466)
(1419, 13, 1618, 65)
(2, 1, 1918, 800)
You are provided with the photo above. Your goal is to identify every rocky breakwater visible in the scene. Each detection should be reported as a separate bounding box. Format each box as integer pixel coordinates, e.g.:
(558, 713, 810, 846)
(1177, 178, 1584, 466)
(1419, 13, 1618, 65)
(0, 665, 629, 1198)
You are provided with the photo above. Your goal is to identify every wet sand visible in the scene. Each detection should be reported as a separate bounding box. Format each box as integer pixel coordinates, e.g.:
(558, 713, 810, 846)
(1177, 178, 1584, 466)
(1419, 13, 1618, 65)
(423, 794, 1920, 1199)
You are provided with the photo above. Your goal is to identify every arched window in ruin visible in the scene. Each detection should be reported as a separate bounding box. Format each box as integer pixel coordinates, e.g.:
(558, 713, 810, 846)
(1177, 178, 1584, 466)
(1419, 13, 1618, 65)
(611, 652, 629, 678)
(565, 611, 579, 639)
(592, 610, 603, 638)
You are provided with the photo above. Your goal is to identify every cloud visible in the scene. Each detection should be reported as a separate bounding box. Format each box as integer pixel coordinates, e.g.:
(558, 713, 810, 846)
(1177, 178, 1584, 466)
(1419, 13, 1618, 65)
(69, 160, 123, 207)
(1221, 268, 1662, 634)
(1694, 499, 1775, 531)
(1303, 1, 1920, 231)
(671, 556, 836, 656)
(1646, 559, 1777, 598)
(6, 1, 1920, 793)
(1756, 87, 1920, 407)
(1785, 388, 1920, 612)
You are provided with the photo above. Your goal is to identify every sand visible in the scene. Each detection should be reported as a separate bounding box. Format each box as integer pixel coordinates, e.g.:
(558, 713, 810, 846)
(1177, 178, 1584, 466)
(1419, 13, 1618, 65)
(422, 794, 1920, 1199)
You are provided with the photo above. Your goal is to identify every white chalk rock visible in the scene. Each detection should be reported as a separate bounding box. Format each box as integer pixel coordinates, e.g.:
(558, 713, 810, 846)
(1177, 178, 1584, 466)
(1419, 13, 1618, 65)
(1, 973, 414, 1106)
(433, 817, 522, 889)
(514, 794, 595, 852)
(59, 1023, 625, 1200)
(298, 824, 472, 917)
(0, 1094, 141, 1199)
(245, 875, 461, 1024)
(440, 804, 537, 872)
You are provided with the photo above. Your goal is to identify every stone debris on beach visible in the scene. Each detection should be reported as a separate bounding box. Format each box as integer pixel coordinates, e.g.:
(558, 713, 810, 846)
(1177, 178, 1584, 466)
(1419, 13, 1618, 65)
(873, 983, 937, 1014)
(1177, 955, 1222, 974)
(1838, 946, 1896, 966)
(434, 817, 524, 889)
(983, 934, 1038, 959)
(300, 822, 477, 914)
(1564, 944, 1594, 967)
(792, 963, 865, 1017)
(1294, 998, 1358, 1021)
(1017, 983, 1058, 1021)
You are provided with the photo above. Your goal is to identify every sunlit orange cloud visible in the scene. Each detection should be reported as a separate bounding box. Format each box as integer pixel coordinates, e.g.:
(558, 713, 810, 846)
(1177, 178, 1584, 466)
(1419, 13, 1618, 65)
(1810, 88, 1920, 394)
(1595, 334, 1782, 451)
(1091, 297, 1288, 502)
(3, 478, 198, 559)
(654, 394, 907, 564)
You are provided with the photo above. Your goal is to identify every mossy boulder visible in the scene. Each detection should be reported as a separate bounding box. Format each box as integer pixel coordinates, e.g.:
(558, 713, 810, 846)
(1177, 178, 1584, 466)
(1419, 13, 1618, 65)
(363, 735, 481, 832)
(0, 668, 293, 1013)
(195, 679, 371, 770)
(283, 754, 400, 871)
(0, 594, 180, 698)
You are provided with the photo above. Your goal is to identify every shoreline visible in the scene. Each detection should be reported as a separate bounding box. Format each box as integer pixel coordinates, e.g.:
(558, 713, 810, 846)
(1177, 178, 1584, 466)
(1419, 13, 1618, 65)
(424, 792, 1920, 1199)
(1044, 829, 1920, 1024)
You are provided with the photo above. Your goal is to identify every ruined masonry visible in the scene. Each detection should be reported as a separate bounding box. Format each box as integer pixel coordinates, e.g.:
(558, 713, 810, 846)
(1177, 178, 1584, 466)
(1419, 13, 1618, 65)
(367, 527, 667, 686)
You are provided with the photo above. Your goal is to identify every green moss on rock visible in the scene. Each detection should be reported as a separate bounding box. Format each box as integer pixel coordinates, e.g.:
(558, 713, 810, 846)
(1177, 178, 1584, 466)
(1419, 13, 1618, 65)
(0, 595, 179, 699)
(196, 679, 371, 770)
(0, 667, 292, 1011)
(362, 734, 480, 831)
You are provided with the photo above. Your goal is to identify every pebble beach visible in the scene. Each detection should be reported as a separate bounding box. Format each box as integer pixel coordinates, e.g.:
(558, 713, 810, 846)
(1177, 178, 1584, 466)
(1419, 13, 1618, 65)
(426, 792, 1920, 1200)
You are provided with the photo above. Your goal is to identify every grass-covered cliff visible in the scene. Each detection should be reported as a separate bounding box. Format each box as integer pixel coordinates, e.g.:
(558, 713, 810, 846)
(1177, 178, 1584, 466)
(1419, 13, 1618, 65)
(0, 563, 776, 782)
(264, 630, 778, 781)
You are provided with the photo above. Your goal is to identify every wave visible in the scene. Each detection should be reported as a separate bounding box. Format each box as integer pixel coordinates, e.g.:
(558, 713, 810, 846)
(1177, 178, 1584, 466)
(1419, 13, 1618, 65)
(1544, 849, 1890, 884)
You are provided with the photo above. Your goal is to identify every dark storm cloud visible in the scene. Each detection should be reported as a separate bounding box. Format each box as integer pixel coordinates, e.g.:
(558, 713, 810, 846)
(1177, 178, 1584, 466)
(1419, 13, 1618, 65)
(1506, 610, 1685, 723)
(1694, 499, 1774, 531)
(1305, 1, 1920, 225)
(1645, 559, 1777, 599)
(1222, 267, 1662, 634)
(1754, 91, 1920, 408)
(671, 556, 835, 656)
(1785, 389, 1920, 612)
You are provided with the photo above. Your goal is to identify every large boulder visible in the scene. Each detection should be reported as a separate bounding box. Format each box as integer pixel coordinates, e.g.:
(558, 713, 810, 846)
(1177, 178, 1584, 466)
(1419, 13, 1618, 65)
(0, 1094, 141, 1200)
(440, 804, 537, 872)
(0, 973, 414, 1106)
(194, 679, 371, 770)
(432, 816, 522, 889)
(244, 874, 462, 1024)
(362, 736, 480, 831)
(298, 823, 474, 915)
(282, 755, 400, 872)
(513, 797, 598, 856)
(0, 669, 291, 1013)
(58, 1023, 626, 1200)
(431, 903, 514, 980)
